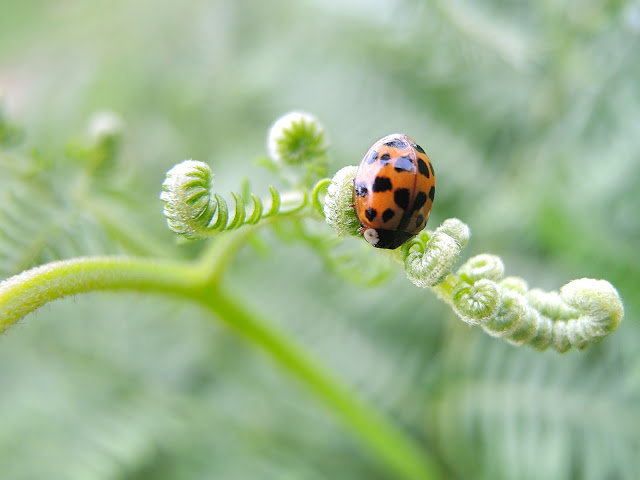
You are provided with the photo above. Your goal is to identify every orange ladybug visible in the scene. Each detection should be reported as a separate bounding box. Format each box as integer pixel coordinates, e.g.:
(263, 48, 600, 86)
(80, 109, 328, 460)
(353, 134, 436, 249)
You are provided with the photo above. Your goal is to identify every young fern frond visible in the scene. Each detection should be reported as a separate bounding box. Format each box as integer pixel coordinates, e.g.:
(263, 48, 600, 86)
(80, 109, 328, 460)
(266, 111, 329, 188)
(323, 167, 624, 353)
(402, 219, 471, 288)
(405, 224, 623, 352)
(160, 160, 312, 240)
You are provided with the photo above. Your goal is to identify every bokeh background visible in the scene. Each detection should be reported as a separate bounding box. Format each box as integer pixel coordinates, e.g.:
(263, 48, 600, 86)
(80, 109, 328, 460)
(1, 1, 639, 479)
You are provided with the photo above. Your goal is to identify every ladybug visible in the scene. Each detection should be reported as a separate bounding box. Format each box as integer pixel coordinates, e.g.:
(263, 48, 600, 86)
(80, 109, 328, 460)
(353, 133, 436, 249)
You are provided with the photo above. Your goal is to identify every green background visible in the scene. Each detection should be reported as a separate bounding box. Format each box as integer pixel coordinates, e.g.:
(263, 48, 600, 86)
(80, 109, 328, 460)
(1, 1, 639, 478)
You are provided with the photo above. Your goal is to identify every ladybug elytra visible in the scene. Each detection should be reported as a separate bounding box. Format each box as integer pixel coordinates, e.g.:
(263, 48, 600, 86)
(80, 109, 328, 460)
(353, 134, 436, 249)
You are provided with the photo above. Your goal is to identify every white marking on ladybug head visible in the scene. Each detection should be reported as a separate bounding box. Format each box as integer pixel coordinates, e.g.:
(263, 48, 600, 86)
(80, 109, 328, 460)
(363, 228, 379, 246)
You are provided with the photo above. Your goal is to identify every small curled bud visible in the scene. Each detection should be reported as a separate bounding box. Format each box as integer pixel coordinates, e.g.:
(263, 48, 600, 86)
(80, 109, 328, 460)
(437, 218, 471, 248)
(404, 218, 470, 287)
(499, 276, 528, 294)
(504, 307, 540, 346)
(457, 254, 504, 283)
(323, 166, 360, 237)
(560, 278, 624, 338)
(161, 160, 215, 239)
(267, 111, 328, 185)
(452, 279, 501, 325)
(482, 290, 528, 337)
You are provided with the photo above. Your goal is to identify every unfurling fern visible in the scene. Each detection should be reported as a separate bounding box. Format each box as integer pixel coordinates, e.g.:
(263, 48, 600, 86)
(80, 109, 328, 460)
(160, 160, 308, 239)
(321, 161, 623, 353)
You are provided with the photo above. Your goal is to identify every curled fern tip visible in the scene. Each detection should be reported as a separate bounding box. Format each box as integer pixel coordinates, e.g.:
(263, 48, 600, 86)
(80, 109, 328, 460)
(161, 160, 215, 239)
(266, 111, 328, 186)
(267, 111, 327, 166)
(324, 166, 360, 237)
(160, 159, 311, 240)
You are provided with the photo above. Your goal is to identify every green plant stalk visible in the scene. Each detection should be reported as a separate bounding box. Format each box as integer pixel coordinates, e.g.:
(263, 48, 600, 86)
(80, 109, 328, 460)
(0, 257, 205, 330)
(0, 256, 441, 480)
(203, 284, 441, 480)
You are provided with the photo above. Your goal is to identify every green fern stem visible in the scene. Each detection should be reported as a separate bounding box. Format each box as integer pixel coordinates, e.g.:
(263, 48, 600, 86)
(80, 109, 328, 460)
(0, 257, 442, 480)
(0, 257, 203, 329)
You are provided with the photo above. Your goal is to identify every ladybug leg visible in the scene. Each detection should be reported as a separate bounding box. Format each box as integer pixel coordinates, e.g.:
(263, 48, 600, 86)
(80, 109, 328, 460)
(357, 226, 366, 234)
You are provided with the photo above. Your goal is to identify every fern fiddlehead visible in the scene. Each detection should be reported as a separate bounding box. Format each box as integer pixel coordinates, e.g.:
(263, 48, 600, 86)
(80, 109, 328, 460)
(160, 160, 312, 240)
(323, 166, 624, 353)
(160, 112, 334, 240)
(407, 228, 623, 352)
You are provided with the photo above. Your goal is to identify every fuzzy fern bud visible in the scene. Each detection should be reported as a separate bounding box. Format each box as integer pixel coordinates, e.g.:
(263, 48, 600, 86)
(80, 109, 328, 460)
(436, 217, 472, 248)
(457, 254, 504, 283)
(268, 111, 327, 166)
(161, 159, 308, 240)
(324, 166, 360, 237)
(560, 278, 624, 338)
(403, 218, 470, 287)
(267, 111, 328, 186)
(482, 289, 529, 337)
(499, 276, 528, 294)
(161, 160, 215, 239)
(452, 279, 501, 325)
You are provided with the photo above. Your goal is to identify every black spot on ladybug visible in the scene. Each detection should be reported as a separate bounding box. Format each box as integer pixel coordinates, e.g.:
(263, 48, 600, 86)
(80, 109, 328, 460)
(379, 153, 391, 165)
(365, 151, 379, 164)
(394, 156, 414, 172)
(372, 176, 392, 192)
(418, 158, 430, 178)
(428, 161, 435, 177)
(384, 139, 408, 149)
(394, 188, 410, 210)
(412, 191, 427, 211)
(428, 186, 435, 201)
(382, 208, 395, 223)
(414, 143, 425, 154)
(415, 214, 425, 227)
(354, 181, 368, 197)
(365, 207, 377, 221)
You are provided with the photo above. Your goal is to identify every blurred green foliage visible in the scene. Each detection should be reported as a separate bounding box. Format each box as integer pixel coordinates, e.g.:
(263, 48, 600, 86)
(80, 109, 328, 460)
(1, 0, 639, 478)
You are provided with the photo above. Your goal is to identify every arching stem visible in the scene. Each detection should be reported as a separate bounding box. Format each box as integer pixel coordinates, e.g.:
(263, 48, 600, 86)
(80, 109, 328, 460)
(0, 256, 442, 480)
